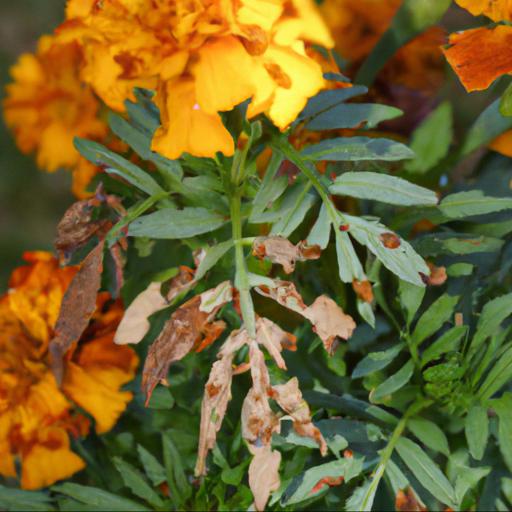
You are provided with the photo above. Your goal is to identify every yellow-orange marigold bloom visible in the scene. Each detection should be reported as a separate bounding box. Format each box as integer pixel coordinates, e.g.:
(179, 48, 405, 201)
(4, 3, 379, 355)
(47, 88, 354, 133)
(3, 36, 107, 195)
(0, 252, 138, 489)
(320, 0, 445, 94)
(58, 0, 333, 159)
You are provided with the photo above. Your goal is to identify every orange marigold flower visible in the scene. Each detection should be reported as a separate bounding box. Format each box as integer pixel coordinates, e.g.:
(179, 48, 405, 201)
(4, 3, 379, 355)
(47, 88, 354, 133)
(3, 36, 107, 197)
(455, 0, 512, 22)
(0, 252, 138, 489)
(57, 0, 333, 159)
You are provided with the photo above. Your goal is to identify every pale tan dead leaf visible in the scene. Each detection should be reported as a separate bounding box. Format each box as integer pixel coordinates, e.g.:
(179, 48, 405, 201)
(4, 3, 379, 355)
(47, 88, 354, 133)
(256, 280, 356, 355)
(200, 280, 233, 313)
(426, 262, 447, 286)
(114, 282, 168, 345)
(252, 236, 321, 274)
(195, 355, 234, 476)
(142, 282, 231, 403)
(304, 296, 356, 355)
(249, 447, 281, 512)
(49, 241, 105, 384)
(273, 377, 327, 455)
(256, 317, 296, 370)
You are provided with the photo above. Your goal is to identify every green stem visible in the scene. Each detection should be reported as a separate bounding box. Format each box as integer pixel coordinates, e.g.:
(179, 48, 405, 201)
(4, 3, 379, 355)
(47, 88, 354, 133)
(230, 187, 256, 338)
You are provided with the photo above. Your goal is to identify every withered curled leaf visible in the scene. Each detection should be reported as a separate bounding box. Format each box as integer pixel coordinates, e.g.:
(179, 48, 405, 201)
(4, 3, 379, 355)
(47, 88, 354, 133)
(55, 197, 108, 259)
(305, 296, 356, 355)
(166, 265, 195, 303)
(395, 487, 427, 512)
(256, 280, 356, 355)
(49, 241, 105, 384)
(114, 281, 168, 345)
(252, 236, 321, 274)
(256, 317, 296, 369)
(142, 281, 232, 404)
(273, 377, 327, 456)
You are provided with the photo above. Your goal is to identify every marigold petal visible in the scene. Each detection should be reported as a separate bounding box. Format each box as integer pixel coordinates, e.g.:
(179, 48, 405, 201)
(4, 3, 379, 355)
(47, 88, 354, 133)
(151, 79, 235, 159)
(490, 129, 512, 157)
(455, 0, 512, 21)
(195, 36, 256, 114)
(20, 427, 85, 490)
(443, 25, 512, 91)
(63, 362, 134, 434)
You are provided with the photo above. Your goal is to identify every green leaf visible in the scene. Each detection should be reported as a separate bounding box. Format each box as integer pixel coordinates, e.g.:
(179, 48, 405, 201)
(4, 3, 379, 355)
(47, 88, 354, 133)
(371, 359, 414, 401)
(461, 98, 512, 156)
(194, 240, 233, 281)
(301, 137, 414, 162)
(469, 294, 512, 355)
(335, 228, 366, 282)
(269, 189, 317, 237)
(298, 85, 368, 121)
(352, 342, 405, 378)
(282, 458, 363, 506)
(404, 102, 453, 174)
(500, 83, 512, 116)
(411, 294, 460, 347)
(408, 418, 450, 456)
(395, 437, 456, 508)
(137, 445, 167, 487)
(439, 191, 512, 219)
(346, 214, 429, 286)
(416, 234, 504, 256)
(330, 171, 438, 206)
(491, 394, 512, 472)
(0, 486, 55, 512)
(356, 0, 451, 85)
(420, 326, 467, 367)
(146, 386, 175, 409)
(465, 406, 489, 461)
(128, 207, 226, 239)
(345, 465, 384, 512)
(399, 280, 425, 326)
(306, 103, 402, 131)
(447, 263, 474, 277)
(52, 484, 149, 511)
(454, 465, 491, 505)
(162, 431, 192, 505)
(74, 138, 165, 196)
(478, 345, 512, 401)
(307, 203, 331, 249)
(221, 461, 249, 486)
(113, 457, 165, 508)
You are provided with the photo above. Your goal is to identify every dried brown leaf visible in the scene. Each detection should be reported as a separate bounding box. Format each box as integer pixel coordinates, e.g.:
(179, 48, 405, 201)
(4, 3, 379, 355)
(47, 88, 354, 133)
(256, 317, 295, 370)
(304, 296, 356, 355)
(257, 280, 356, 355)
(49, 241, 105, 384)
(249, 447, 281, 512)
(166, 265, 195, 303)
(396, 487, 427, 512)
(142, 281, 231, 403)
(273, 377, 327, 456)
(114, 281, 168, 345)
(426, 262, 447, 286)
(252, 236, 321, 274)
(195, 354, 234, 476)
(54, 198, 106, 258)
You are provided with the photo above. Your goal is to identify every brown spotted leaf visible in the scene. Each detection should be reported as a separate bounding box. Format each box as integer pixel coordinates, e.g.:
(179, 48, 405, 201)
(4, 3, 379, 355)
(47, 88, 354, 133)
(352, 279, 374, 303)
(443, 25, 512, 92)
(55, 198, 107, 258)
(395, 487, 427, 512)
(304, 296, 356, 355)
(142, 281, 232, 403)
(252, 236, 321, 274)
(114, 282, 168, 345)
(255, 280, 308, 315)
(273, 377, 327, 455)
(49, 241, 105, 384)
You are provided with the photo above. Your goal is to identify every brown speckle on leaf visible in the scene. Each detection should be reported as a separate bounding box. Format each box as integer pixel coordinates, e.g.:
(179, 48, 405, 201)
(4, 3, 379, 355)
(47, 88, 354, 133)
(395, 487, 427, 512)
(49, 241, 105, 384)
(352, 279, 374, 303)
(380, 232, 401, 249)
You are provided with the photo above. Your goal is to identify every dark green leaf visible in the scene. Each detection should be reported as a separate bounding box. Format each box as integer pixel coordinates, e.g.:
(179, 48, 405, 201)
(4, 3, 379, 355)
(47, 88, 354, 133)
(352, 342, 405, 378)
(439, 191, 512, 219)
(500, 83, 512, 116)
(465, 406, 489, 461)
(371, 359, 414, 401)
(420, 326, 467, 367)
(137, 445, 166, 487)
(0, 486, 54, 512)
(408, 417, 450, 456)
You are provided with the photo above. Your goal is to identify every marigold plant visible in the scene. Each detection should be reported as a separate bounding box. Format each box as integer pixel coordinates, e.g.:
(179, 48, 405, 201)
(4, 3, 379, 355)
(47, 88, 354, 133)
(2, 0, 512, 511)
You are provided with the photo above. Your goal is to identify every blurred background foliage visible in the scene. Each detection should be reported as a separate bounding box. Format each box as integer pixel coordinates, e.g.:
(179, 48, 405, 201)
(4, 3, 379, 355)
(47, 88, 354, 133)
(0, 1, 505, 291)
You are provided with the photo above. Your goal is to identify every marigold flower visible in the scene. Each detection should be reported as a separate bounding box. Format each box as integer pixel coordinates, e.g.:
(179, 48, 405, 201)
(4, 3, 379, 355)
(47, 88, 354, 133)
(3, 36, 107, 196)
(0, 252, 138, 489)
(58, 0, 333, 159)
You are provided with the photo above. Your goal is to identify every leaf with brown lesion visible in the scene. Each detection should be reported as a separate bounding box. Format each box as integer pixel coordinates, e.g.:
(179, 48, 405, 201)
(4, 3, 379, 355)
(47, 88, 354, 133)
(442, 25, 512, 92)
(272, 377, 327, 455)
(352, 279, 374, 303)
(252, 236, 321, 274)
(141, 281, 232, 404)
(49, 240, 105, 384)
(395, 487, 427, 512)
(256, 280, 356, 355)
